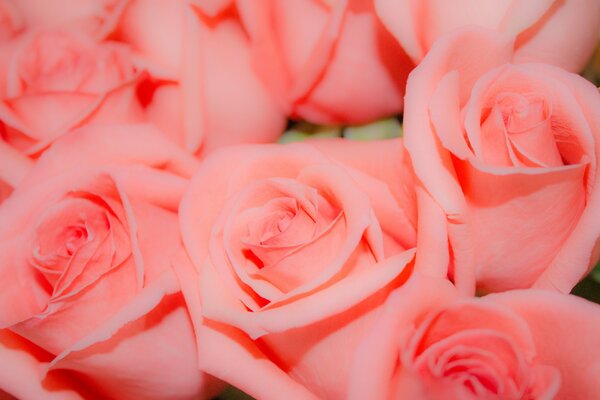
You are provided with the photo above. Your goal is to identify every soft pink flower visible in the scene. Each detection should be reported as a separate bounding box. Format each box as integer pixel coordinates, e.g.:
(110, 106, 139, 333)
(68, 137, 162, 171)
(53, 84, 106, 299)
(403, 27, 600, 294)
(115, 0, 286, 154)
(0, 30, 144, 156)
(0, 125, 221, 399)
(176, 138, 419, 399)
(376, 0, 600, 72)
(350, 273, 600, 399)
(236, 0, 413, 124)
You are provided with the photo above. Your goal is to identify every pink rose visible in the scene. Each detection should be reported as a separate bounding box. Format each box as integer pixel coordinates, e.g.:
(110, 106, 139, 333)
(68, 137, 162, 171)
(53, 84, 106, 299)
(6, 0, 129, 39)
(0, 125, 221, 399)
(176, 139, 419, 399)
(115, 0, 286, 154)
(349, 273, 600, 399)
(0, 29, 144, 155)
(235, 0, 414, 124)
(376, 0, 600, 72)
(403, 27, 600, 294)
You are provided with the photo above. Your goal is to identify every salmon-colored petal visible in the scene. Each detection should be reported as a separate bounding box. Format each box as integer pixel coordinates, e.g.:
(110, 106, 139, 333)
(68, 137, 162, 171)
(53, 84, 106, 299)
(413, 187, 449, 280)
(513, 0, 600, 72)
(348, 274, 457, 400)
(116, 0, 185, 78)
(201, 250, 414, 338)
(458, 161, 587, 292)
(308, 138, 418, 231)
(533, 68, 600, 292)
(20, 124, 199, 188)
(404, 27, 513, 216)
(45, 270, 212, 400)
(198, 321, 318, 400)
(0, 330, 88, 399)
(292, 0, 410, 124)
(0, 139, 33, 187)
(235, 0, 291, 113)
(195, 10, 285, 153)
(374, 0, 422, 61)
(498, 0, 555, 35)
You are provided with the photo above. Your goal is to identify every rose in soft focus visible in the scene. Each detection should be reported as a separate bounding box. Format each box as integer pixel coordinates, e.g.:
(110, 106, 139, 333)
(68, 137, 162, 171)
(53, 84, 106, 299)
(115, 0, 286, 154)
(0, 29, 144, 155)
(6, 0, 129, 38)
(235, 0, 413, 125)
(176, 138, 420, 399)
(376, 0, 600, 72)
(0, 125, 221, 399)
(349, 273, 600, 399)
(403, 27, 600, 294)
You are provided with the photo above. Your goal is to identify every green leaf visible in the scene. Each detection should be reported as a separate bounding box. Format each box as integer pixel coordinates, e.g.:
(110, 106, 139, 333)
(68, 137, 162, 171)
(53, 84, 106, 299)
(214, 386, 255, 400)
(279, 122, 342, 143)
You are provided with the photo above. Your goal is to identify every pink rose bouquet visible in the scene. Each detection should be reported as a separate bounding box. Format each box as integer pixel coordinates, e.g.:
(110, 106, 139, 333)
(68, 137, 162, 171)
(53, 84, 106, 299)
(0, 1, 599, 399)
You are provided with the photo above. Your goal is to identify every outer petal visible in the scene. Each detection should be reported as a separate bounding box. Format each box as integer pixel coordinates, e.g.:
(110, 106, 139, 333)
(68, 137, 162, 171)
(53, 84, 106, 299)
(532, 66, 600, 292)
(173, 250, 311, 400)
(198, 322, 318, 400)
(292, 0, 411, 124)
(0, 73, 145, 155)
(0, 138, 33, 187)
(513, 0, 600, 72)
(404, 27, 514, 217)
(48, 271, 216, 400)
(200, 249, 414, 338)
(192, 8, 285, 153)
(348, 274, 458, 400)
(239, 0, 410, 124)
(0, 330, 90, 399)
(461, 162, 587, 292)
(19, 124, 199, 187)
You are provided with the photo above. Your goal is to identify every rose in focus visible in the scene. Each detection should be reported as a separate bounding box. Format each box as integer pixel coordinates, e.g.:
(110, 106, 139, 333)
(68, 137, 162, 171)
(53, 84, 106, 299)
(0, 125, 220, 399)
(349, 274, 600, 399)
(403, 27, 600, 293)
(176, 138, 420, 399)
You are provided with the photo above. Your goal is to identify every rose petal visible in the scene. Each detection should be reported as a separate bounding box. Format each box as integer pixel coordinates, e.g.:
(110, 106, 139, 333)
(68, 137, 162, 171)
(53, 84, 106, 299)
(0, 330, 89, 399)
(403, 27, 514, 216)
